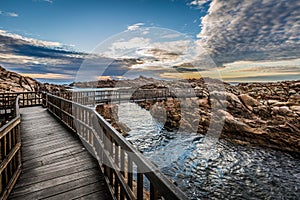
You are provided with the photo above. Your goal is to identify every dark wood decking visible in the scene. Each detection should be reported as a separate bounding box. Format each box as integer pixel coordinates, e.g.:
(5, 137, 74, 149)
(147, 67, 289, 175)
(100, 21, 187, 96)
(8, 107, 112, 200)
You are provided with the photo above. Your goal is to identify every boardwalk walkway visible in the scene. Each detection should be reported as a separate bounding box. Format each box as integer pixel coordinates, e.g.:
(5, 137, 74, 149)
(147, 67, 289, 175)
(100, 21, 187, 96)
(8, 107, 112, 200)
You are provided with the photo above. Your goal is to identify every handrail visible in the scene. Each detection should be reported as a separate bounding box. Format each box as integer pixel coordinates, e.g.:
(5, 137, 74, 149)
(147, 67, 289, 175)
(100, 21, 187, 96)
(0, 92, 43, 109)
(46, 93, 188, 200)
(0, 95, 22, 200)
(54, 87, 204, 106)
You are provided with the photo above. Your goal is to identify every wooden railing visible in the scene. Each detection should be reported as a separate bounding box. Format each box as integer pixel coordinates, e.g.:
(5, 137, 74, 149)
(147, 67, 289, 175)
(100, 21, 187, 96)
(0, 95, 21, 200)
(46, 93, 188, 200)
(54, 87, 203, 106)
(0, 92, 43, 108)
(0, 92, 43, 127)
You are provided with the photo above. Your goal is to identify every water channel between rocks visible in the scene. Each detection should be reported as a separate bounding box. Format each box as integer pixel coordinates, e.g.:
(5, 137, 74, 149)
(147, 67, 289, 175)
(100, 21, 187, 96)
(116, 102, 299, 200)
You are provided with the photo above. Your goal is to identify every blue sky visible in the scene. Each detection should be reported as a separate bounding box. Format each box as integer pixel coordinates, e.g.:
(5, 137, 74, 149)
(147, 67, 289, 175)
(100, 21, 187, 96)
(0, 0, 299, 84)
(1, 0, 204, 52)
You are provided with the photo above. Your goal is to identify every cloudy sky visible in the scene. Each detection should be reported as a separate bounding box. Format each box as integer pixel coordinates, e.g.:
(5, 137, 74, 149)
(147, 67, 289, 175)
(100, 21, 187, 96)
(0, 0, 299, 83)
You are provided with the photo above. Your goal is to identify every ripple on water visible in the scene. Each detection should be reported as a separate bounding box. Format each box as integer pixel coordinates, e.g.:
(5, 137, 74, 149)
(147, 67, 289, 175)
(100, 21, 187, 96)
(117, 102, 300, 199)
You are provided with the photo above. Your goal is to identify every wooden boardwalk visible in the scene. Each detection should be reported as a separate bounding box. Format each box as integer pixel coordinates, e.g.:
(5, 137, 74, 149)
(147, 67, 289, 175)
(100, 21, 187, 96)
(8, 107, 112, 200)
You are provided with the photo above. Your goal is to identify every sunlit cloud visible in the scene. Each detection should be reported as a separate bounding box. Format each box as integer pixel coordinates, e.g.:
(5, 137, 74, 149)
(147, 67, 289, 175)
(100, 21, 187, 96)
(127, 23, 145, 31)
(97, 75, 124, 80)
(20, 73, 72, 79)
(160, 72, 203, 79)
(164, 59, 300, 82)
(188, 0, 211, 8)
(0, 53, 72, 65)
(219, 59, 300, 81)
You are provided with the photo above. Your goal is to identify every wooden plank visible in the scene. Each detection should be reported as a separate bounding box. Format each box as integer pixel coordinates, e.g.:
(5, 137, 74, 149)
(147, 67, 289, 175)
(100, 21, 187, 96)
(20, 139, 79, 154)
(22, 146, 84, 165)
(21, 143, 80, 161)
(19, 158, 97, 180)
(8, 107, 112, 200)
(9, 175, 101, 200)
(22, 151, 90, 171)
(21, 135, 75, 148)
(14, 163, 98, 189)
(44, 180, 109, 200)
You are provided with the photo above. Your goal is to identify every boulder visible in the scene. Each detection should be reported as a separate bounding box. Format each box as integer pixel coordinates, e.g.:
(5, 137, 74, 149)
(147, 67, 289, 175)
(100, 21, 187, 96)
(239, 94, 261, 111)
(278, 106, 292, 116)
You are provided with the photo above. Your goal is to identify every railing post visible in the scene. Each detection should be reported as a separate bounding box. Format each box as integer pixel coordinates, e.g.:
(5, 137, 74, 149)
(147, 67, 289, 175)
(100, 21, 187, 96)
(42, 92, 47, 108)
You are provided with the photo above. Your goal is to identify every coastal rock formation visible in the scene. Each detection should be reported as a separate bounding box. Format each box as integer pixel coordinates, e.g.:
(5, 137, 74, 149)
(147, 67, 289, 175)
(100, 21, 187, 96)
(0, 66, 65, 93)
(97, 79, 300, 155)
(96, 104, 130, 136)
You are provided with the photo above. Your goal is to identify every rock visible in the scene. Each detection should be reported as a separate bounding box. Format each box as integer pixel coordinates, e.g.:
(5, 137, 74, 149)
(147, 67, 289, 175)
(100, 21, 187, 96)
(117, 122, 131, 136)
(239, 94, 261, 111)
(0, 65, 65, 93)
(272, 106, 280, 115)
(198, 97, 210, 108)
(94, 78, 300, 155)
(289, 89, 297, 95)
(290, 106, 300, 113)
(278, 106, 292, 115)
(217, 109, 263, 135)
(267, 100, 280, 105)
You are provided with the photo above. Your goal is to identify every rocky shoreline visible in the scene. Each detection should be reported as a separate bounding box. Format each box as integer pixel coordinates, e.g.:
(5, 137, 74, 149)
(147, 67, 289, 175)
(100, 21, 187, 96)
(96, 78, 300, 155)
(0, 66, 66, 93)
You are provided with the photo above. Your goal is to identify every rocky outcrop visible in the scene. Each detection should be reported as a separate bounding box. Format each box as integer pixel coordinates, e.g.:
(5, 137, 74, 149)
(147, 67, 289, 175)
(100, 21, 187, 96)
(96, 104, 130, 136)
(101, 79, 300, 155)
(0, 66, 65, 93)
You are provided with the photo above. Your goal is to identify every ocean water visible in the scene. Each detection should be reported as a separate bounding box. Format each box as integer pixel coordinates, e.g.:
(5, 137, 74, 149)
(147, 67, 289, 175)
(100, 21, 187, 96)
(117, 102, 300, 200)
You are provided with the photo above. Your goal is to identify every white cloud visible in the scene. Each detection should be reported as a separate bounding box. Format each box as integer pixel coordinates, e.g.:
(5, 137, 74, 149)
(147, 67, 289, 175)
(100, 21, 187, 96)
(196, 0, 300, 65)
(0, 53, 71, 65)
(152, 40, 191, 55)
(0, 10, 19, 17)
(189, 0, 210, 7)
(33, 0, 53, 3)
(0, 29, 62, 47)
(111, 37, 150, 50)
(161, 33, 182, 39)
(127, 23, 144, 31)
(99, 37, 151, 58)
(7, 12, 18, 17)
